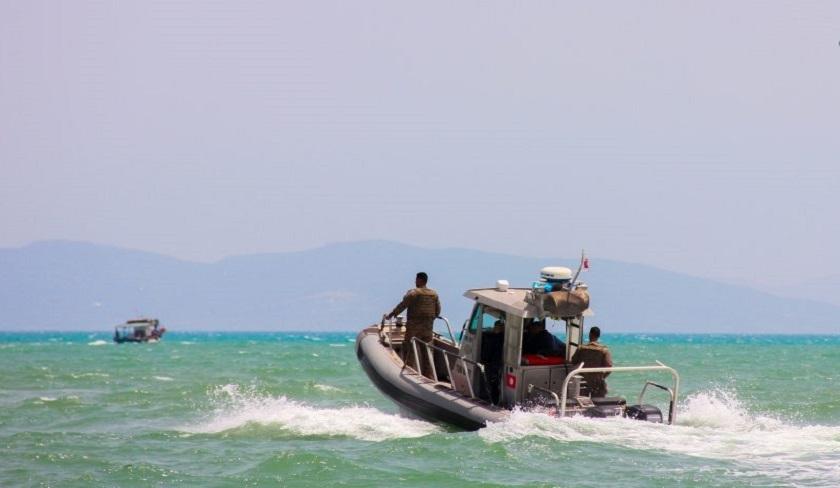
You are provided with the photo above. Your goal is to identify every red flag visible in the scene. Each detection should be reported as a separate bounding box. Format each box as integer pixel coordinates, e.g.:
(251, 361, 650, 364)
(583, 257, 590, 270)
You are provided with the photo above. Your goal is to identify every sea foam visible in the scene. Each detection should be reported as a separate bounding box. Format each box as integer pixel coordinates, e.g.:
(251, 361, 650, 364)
(479, 389, 840, 486)
(180, 384, 441, 442)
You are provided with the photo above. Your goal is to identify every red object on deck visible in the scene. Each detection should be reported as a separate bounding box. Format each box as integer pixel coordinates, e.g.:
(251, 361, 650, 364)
(521, 354, 565, 366)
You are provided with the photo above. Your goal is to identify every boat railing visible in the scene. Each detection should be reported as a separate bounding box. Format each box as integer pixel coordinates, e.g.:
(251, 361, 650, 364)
(381, 325, 397, 354)
(380, 316, 457, 346)
(379, 318, 407, 355)
(559, 361, 680, 424)
(527, 384, 562, 413)
(435, 316, 457, 345)
(410, 336, 489, 400)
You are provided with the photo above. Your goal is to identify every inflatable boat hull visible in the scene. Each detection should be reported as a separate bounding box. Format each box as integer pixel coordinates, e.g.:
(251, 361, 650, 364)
(355, 328, 508, 431)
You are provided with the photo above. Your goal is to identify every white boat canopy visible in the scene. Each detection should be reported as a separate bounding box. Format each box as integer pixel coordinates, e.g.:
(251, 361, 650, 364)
(463, 288, 592, 319)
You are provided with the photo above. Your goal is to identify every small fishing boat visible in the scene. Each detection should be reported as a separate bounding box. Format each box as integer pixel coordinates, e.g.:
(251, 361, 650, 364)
(356, 259, 679, 430)
(113, 318, 166, 344)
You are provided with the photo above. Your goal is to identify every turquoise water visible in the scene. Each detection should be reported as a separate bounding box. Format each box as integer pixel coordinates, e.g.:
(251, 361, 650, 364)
(1, 332, 838, 487)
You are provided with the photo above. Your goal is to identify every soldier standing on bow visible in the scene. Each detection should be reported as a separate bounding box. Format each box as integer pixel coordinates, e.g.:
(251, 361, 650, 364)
(387, 272, 441, 376)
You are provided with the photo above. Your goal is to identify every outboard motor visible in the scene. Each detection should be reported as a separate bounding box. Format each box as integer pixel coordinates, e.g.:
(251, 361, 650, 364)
(583, 404, 624, 418)
(625, 404, 664, 423)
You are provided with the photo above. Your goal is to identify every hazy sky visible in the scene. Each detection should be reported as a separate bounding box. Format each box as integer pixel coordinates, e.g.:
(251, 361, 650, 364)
(2, 1, 839, 288)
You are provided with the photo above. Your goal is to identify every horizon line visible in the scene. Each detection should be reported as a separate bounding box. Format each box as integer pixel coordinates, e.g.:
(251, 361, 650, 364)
(1, 329, 837, 336)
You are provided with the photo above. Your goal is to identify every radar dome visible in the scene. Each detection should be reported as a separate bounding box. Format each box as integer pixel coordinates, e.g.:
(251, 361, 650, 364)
(540, 266, 572, 282)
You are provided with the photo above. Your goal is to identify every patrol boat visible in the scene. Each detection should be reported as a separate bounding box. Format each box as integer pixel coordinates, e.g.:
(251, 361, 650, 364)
(355, 261, 680, 431)
(113, 318, 166, 343)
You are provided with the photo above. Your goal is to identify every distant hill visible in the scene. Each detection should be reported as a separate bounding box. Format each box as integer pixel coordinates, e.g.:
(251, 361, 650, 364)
(766, 274, 840, 309)
(1, 240, 838, 333)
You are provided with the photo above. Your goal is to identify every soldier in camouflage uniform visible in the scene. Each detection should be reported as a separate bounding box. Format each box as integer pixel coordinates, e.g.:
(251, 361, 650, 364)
(571, 326, 613, 397)
(387, 272, 441, 377)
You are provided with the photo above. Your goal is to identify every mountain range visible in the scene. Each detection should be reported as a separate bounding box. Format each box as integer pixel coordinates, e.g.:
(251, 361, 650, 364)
(1, 240, 838, 333)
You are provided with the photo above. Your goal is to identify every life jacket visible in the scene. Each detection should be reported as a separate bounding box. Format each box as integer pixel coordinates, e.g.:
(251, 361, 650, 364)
(575, 342, 610, 368)
(406, 287, 439, 322)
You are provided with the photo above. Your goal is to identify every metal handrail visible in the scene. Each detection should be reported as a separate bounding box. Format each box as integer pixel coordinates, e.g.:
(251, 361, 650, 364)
(638, 380, 676, 424)
(559, 361, 680, 424)
(382, 328, 394, 352)
(528, 384, 562, 414)
(436, 316, 456, 345)
(381, 315, 457, 347)
(409, 337, 488, 400)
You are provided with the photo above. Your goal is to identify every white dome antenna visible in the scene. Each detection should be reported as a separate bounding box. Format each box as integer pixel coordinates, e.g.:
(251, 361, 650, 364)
(540, 266, 572, 282)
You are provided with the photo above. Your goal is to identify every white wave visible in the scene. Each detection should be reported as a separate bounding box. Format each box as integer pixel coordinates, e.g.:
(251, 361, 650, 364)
(180, 384, 440, 442)
(313, 384, 342, 393)
(153, 376, 175, 382)
(480, 389, 840, 486)
(71, 372, 110, 379)
(87, 340, 109, 346)
(35, 395, 79, 403)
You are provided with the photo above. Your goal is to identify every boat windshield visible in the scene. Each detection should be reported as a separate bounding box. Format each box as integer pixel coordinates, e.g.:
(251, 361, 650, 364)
(469, 305, 505, 332)
(115, 325, 152, 338)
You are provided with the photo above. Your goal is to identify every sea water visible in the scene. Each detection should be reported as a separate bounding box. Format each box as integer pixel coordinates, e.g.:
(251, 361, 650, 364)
(0, 332, 838, 487)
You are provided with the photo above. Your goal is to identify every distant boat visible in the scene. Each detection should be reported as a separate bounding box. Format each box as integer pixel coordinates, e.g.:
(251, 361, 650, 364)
(113, 318, 166, 344)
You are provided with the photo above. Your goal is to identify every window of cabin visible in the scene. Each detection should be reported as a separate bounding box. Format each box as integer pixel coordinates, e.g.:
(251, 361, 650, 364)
(468, 305, 506, 331)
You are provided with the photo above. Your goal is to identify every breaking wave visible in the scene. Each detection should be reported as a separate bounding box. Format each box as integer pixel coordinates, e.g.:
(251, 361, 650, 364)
(480, 389, 840, 486)
(32, 395, 82, 406)
(179, 384, 441, 442)
(87, 340, 109, 346)
(70, 372, 110, 379)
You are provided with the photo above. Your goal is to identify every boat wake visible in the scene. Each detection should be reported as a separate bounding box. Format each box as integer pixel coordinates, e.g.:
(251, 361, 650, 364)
(479, 388, 840, 486)
(179, 384, 441, 442)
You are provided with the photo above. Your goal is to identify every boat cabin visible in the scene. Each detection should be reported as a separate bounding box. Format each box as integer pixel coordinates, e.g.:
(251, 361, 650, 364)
(114, 318, 165, 343)
(458, 279, 589, 409)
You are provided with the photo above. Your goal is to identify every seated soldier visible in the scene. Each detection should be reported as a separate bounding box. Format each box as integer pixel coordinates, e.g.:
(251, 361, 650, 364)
(571, 326, 613, 397)
(522, 319, 565, 357)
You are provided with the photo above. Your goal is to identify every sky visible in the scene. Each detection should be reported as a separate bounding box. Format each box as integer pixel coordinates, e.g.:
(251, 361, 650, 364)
(2, 1, 839, 290)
